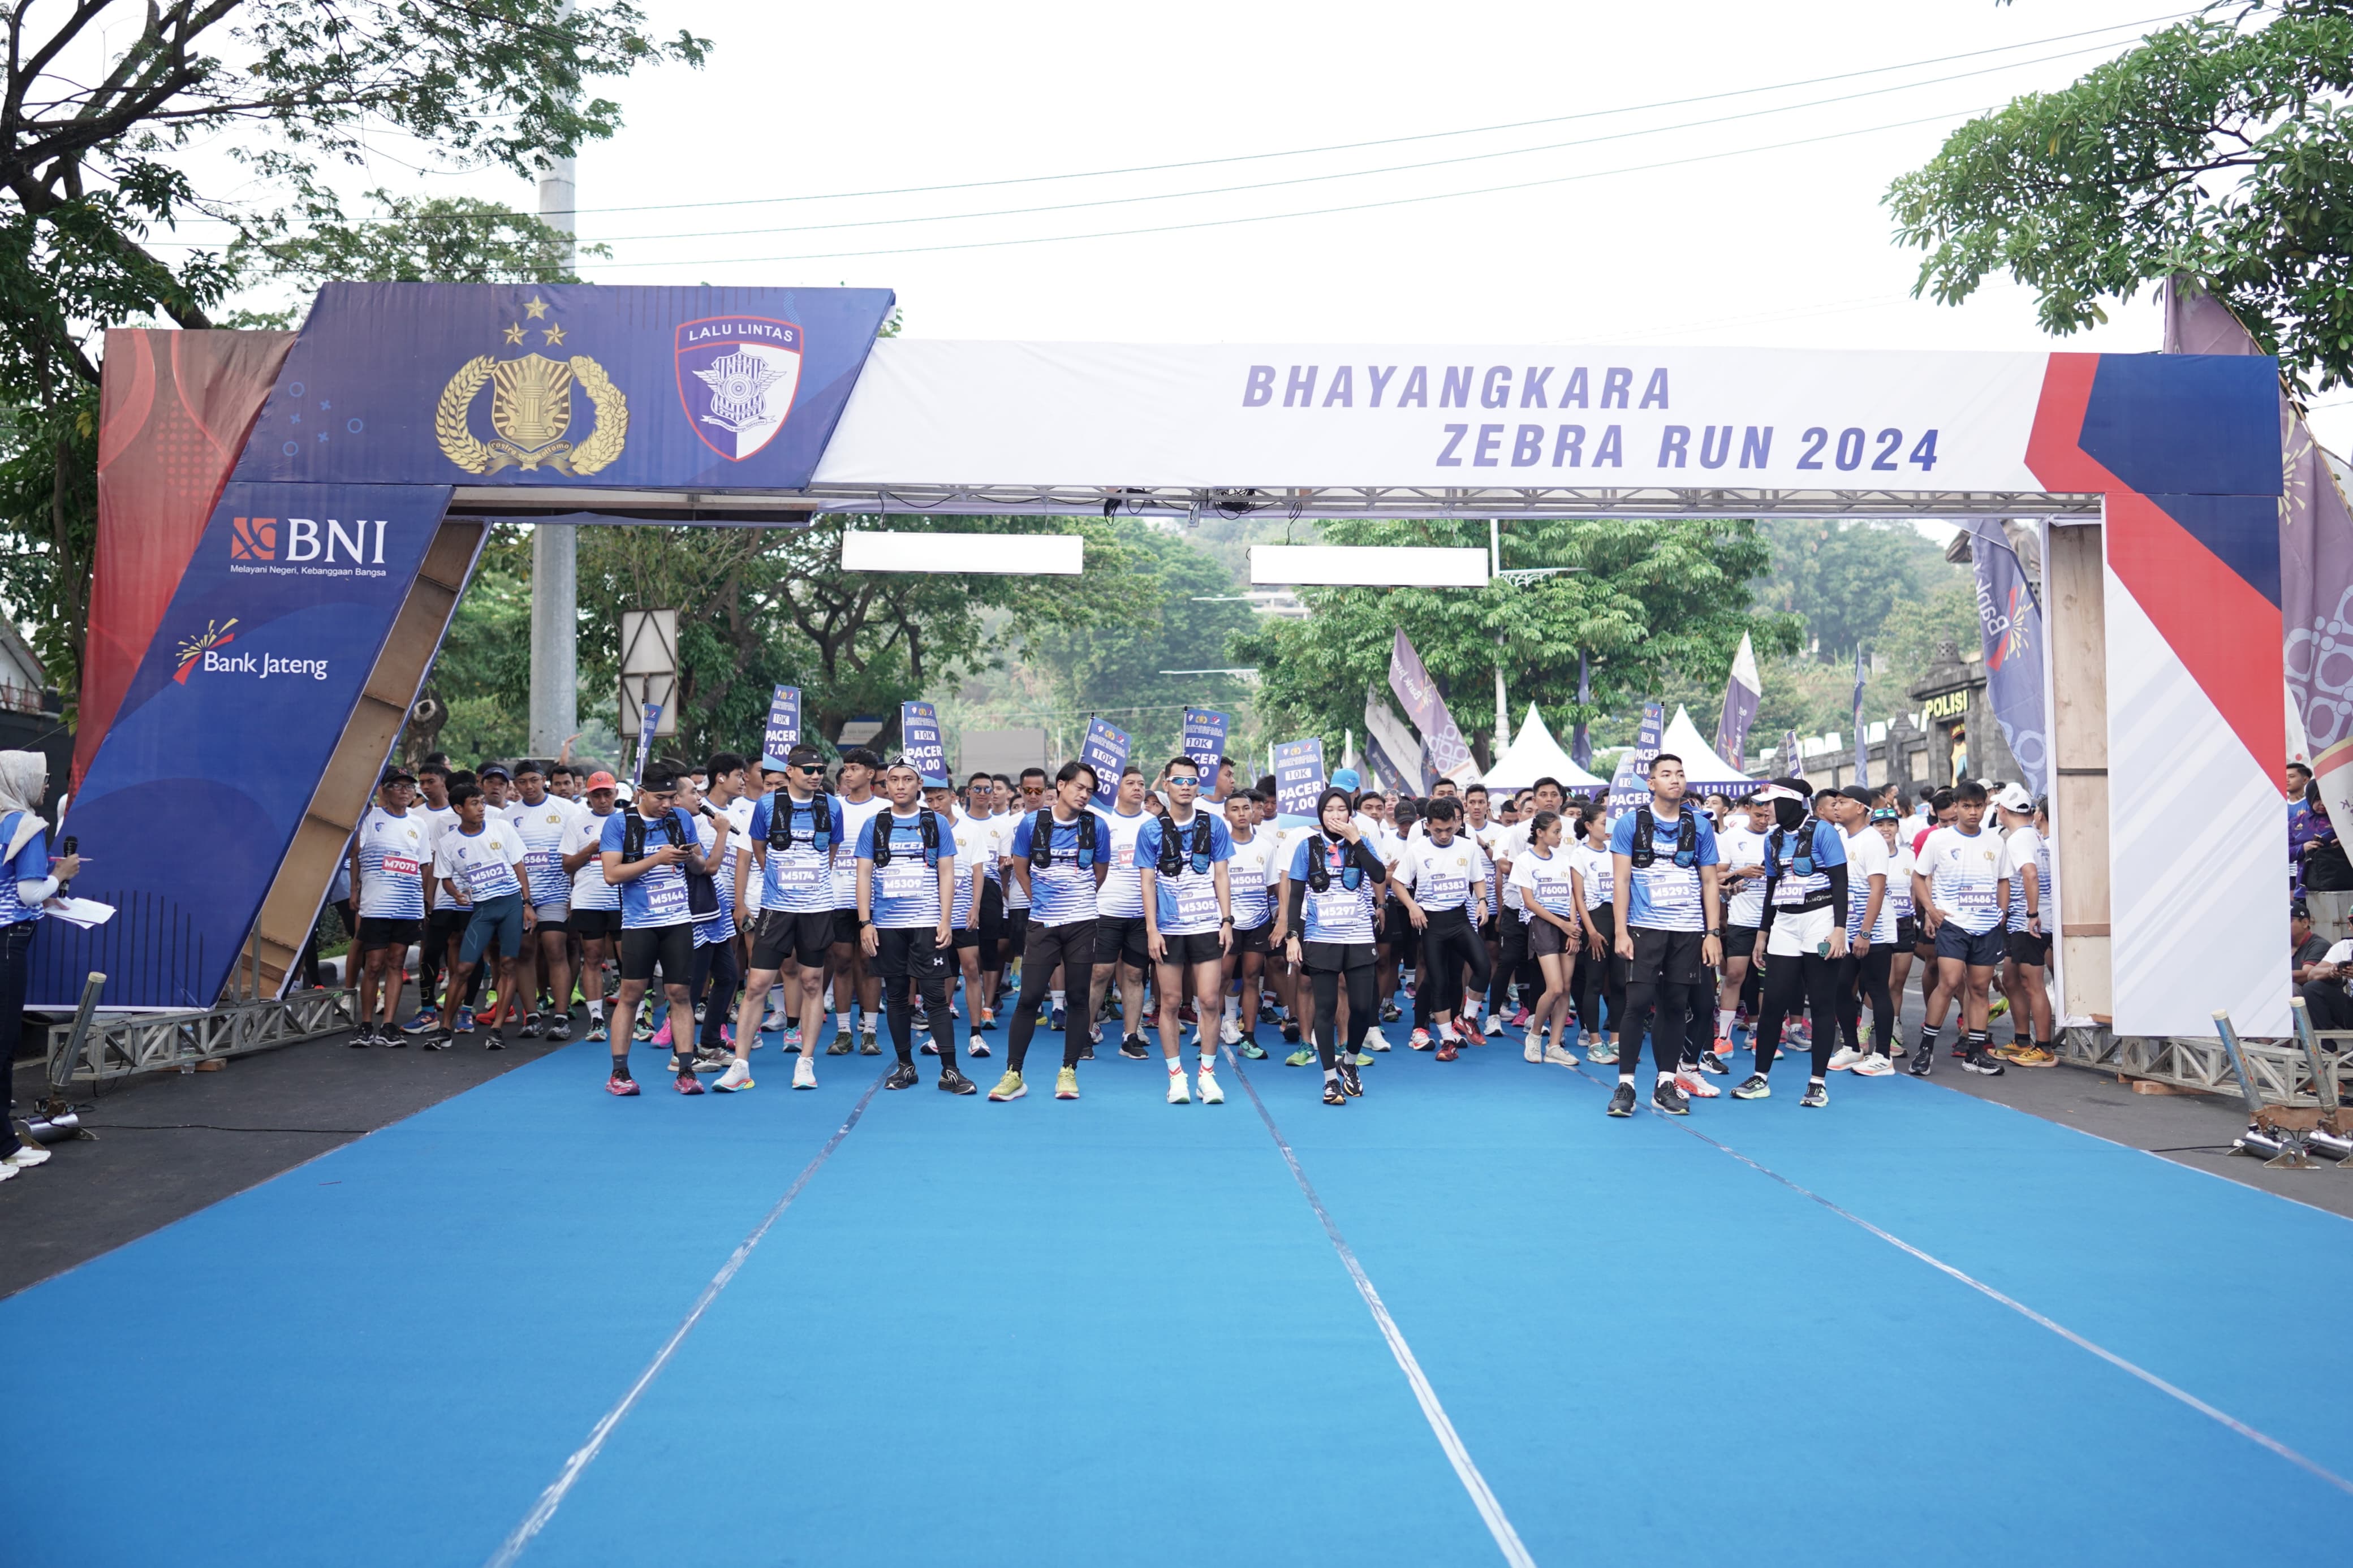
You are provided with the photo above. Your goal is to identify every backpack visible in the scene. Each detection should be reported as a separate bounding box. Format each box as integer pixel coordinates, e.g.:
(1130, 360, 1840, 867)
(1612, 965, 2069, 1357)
(1768, 818, 1821, 880)
(624, 805, 718, 918)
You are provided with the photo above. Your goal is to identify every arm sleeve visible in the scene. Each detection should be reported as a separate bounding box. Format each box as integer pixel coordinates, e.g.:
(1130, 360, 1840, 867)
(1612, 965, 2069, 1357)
(1285, 876, 1306, 930)
(1828, 860, 1850, 928)
(1350, 839, 1387, 884)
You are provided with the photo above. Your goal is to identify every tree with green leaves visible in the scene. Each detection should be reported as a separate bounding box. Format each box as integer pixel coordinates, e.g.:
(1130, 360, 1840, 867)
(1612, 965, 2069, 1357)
(1755, 519, 1957, 660)
(1233, 517, 1801, 764)
(1889, 3, 2353, 390)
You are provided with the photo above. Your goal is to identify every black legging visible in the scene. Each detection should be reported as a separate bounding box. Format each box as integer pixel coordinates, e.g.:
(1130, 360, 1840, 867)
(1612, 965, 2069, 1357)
(1757, 949, 1839, 1079)
(1485, 912, 1541, 1018)
(1575, 904, 1624, 1039)
(689, 939, 741, 1051)
(1006, 918, 1094, 1073)
(1420, 906, 1490, 1018)
(1308, 956, 1379, 1069)
(1835, 944, 1894, 1057)
(876, 928, 955, 1067)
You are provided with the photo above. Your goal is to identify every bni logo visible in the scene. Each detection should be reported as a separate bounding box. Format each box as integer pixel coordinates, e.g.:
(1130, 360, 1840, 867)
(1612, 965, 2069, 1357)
(231, 517, 276, 560)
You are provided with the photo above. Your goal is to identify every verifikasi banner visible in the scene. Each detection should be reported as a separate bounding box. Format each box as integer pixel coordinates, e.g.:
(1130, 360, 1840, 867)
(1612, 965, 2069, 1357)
(1082, 717, 1131, 811)
(899, 701, 946, 784)
(760, 684, 801, 771)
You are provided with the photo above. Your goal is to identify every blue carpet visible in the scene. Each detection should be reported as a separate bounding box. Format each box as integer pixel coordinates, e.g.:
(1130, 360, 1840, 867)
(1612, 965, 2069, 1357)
(4, 1020, 2347, 1567)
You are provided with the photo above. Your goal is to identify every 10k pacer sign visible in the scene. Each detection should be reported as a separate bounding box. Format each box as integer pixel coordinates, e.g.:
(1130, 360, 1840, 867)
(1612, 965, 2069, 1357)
(899, 701, 946, 784)
(1274, 738, 1328, 822)
(1605, 701, 1668, 826)
(1180, 709, 1228, 784)
(760, 685, 802, 772)
(1083, 718, 1131, 812)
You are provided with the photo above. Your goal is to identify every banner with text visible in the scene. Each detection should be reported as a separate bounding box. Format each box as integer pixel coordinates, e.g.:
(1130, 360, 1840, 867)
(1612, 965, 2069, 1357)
(631, 701, 662, 789)
(1714, 632, 1761, 773)
(1082, 717, 1132, 811)
(899, 701, 947, 784)
(1273, 738, 1328, 822)
(1180, 708, 1228, 783)
(760, 685, 803, 771)
(1387, 629, 1477, 787)
(1364, 689, 1430, 794)
(1605, 700, 1668, 826)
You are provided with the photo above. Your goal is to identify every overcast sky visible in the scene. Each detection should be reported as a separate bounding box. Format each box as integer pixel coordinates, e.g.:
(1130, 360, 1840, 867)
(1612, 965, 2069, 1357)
(186, 0, 2353, 455)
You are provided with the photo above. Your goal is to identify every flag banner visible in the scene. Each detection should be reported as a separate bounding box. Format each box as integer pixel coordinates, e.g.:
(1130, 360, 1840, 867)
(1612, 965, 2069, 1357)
(632, 700, 662, 789)
(1274, 738, 1328, 820)
(1082, 716, 1131, 812)
(1782, 729, 1803, 779)
(1364, 729, 1418, 800)
(1571, 651, 1593, 774)
(1969, 520, 2048, 796)
(760, 685, 802, 771)
(1852, 646, 1871, 789)
(1715, 632, 1762, 772)
(899, 700, 947, 784)
(1605, 699, 1667, 824)
(1388, 629, 1478, 787)
(1364, 689, 1431, 794)
(1180, 708, 1229, 783)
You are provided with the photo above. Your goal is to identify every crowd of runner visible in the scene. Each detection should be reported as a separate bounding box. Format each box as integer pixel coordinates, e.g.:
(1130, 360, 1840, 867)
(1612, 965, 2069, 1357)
(332, 742, 2058, 1113)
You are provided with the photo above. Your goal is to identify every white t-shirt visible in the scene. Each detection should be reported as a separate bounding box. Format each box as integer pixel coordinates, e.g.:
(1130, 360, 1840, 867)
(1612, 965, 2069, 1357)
(353, 807, 430, 919)
(1718, 822, 1769, 927)
(1508, 846, 1580, 922)
(1394, 834, 1489, 914)
(1999, 824, 2044, 930)
(1573, 840, 1614, 912)
(1093, 807, 1153, 918)
(1843, 823, 1894, 944)
(1226, 829, 1278, 928)
(1884, 838, 1916, 921)
(1917, 824, 2005, 935)
(830, 795, 891, 908)
(566, 806, 622, 910)
(503, 794, 583, 908)
(951, 813, 996, 926)
(434, 818, 528, 904)
(725, 794, 761, 914)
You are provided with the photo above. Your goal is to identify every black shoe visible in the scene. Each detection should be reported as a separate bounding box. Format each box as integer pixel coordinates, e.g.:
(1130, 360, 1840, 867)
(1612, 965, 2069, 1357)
(485, 1034, 507, 1051)
(1653, 1079, 1690, 1116)
(1338, 1057, 1363, 1098)
(1606, 1081, 1637, 1117)
(938, 1066, 977, 1095)
(1962, 1049, 2007, 1077)
(1731, 1072, 1772, 1100)
(1118, 1034, 1151, 1060)
(519, 1013, 544, 1040)
(383, 1027, 409, 1049)
(1380, 1001, 1402, 1023)
(1695, 1052, 1729, 1076)
(436, 1029, 459, 1052)
(1078, 1040, 1096, 1061)
(421, 1034, 450, 1052)
(1281, 1019, 1302, 1044)
(1800, 1080, 1829, 1108)
(884, 1062, 920, 1090)
(347, 1029, 375, 1049)
(1322, 1079, 1348, 1106)
(545, 1020, 571, 1043)
(1907, 1046, 1935, 1077)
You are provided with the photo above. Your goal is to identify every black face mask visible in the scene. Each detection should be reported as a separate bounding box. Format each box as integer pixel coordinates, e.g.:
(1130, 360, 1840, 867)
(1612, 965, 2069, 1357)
(1773, 798, 1808, 833)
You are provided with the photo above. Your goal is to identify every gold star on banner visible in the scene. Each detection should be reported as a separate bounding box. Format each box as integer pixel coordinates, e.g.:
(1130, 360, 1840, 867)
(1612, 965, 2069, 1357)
(523, 296, 549, 319)
(542, 323, 567, 346)
(503, 323, 525, 345)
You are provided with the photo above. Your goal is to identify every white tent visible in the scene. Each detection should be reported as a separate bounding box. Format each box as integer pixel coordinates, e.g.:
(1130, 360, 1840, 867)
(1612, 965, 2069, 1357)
(1660, 705, 1757, 788)
(1483, 705, 1606, 790)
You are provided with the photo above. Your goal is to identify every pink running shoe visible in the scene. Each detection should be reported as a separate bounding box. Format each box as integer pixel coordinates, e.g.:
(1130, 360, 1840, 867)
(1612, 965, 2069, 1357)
(651, 1020, 673, 1048)
(605, 1072, 640, 1097)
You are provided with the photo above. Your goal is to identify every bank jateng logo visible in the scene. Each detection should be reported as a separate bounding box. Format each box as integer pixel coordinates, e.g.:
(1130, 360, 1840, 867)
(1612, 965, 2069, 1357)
(675, 317, 802, 461)
(173, 618, 328, 684)
(438, 296, 628, 475)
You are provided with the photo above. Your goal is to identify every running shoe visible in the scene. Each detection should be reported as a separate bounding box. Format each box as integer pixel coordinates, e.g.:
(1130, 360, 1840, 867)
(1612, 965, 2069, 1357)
(1240, 1040, 1268, 1060)
(1119, 1034, 1152, 1060)
(674, 1069, 704, 1095)
(1219, 1019, 1242, 1046)
(651, 1019, 673, 1048)
(1827, 1046, 1865, 1072)
(1323, 1080, 1348, 1106)
(346, 1028, 374, 1049)
(1988, 994, 2010, 1020)
(884, 1062, 920, 1090)
(586, 1018, 609, 1043)
(1078, 1039, 1096, 1061)
(421, 1033, 450, 1052)
(782, 1026, 802, 1052)
(714, 1059, 754, 1092)
(1049, 1006, 1067, 1033)
(920, 1039, 940, 1056)
(1674, 1065, 1720, 1099)
(938, 1066, 978, 1096)
(912, 1008, 930, 1033)
(1653, 1079, 1691, 1115)
(692, 1048, 731, 1073)
(1409, 1028, 1434, 1051)
(1179, 1003, 1197, 1026)
(1338, 1057, 1363, 1097)
(859, 1033, 882, 1057)
(632, 1011, 653, 1042)
(1351, 1051, 1375, 1067)
(1197, 1066, 1225, 1105)
(1509, 1007, 1532, 1029)
(401, 1012, 439, 1034)
(978, 1010, 996, 1033)
(1731, 1072, 1772, 1100)
(1285, 1046, 1317, 1068)
(1054, 1066, 1080, 1099)
(1907, 1046, 1934, 1078)
(545, 1019, 571, 1043)
(1544, 1042, 1580, 1066)
(1362, 1026, 1391, 1052)
(968, 1038, 992, 1059)
(1166, 1066, 1191, 1104)
(2002, 1042, 2057, 1068)
(1695, 1052, 1729, 1076)
(1523, 1036, 1542, 1064)
(1800, 1081, 1830, 1108)
(1606, 1081, 1638, 1117)
(1851, 1052, 1895, 1077)
(519, 1013, 544, 1040)
(484, 1033, 507, 1051)
(1280, 1019, 1302, 1045)
(1962, 1049, 2007, 1077)
(792, 1055, 817, 1090)
(823, 1030, 851, 1055)
(1436, 1039, 1460, 1062)
(456, 1007, 477, 1034)
(988, 1069, 1027, 1102)
(3, 1142, 50, 1169)
(606, 1071, 640, 1096)
(1380, 1000, 1401, 1023)
(1586, 1043, 1619, 1065)
(1457, 1017, 1488, 1049)
(1711, 1035, 1735, 1059)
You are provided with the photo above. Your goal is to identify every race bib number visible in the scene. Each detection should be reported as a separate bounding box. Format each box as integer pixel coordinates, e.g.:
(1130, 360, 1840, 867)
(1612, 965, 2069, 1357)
(641, 872, 690, 922)
(1173, 875, 1220, 927)
(1310, 888, 1361, 928)
(879, 861, 927, 900)
(464, 858, 508, 896)
(1955, 884, 1997, 914)
(1112, 844, 1135, 871)
(772, 858, 822, 892)
(525, 850, 563, 893)
(380, 854, 419, 880)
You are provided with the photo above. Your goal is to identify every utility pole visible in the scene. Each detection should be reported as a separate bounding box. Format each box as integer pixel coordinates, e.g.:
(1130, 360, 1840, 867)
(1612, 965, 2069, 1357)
(1490, 517, 1509, 759)
(527, 22, 579, 761)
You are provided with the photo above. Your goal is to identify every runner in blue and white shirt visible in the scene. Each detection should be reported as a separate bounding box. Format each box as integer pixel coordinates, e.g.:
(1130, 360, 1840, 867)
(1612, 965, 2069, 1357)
(1136, 755, 1234, 1104)
(1219, 791, 1278, 1051)
(855, 759, 971, 1093)
(682, 766, 745, 1069)
(996, 760, 1111, 1100)
(505, 760, 583, 1043)
(1606, 754, 1723, 1116)
(1282, 787, 1390, 1104)
(561, 772, 622, 1043)
(1742, 783, 1849, 1102)
(730, 746, 843, 1090)
(434, 781, 533, 1049)
(1911, 778, 2008, 1078)
(348, 767, 429, 1046)
(598, 769, 726, 1096)
(826, 748, 891, 1054)
(1393, 796, 1492, 1056)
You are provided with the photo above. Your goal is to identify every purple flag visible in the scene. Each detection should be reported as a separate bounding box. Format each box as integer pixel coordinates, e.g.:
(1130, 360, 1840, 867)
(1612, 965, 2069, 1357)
(1571, 651, 1593, 774)
(1714, 633, 1761, 772)
(1968, 520, 2046, 796)
(1782, 729, 1803, 780)
(1388, 629, 1477, 786)
(2168, 279, 2353, 823)
(1852, 646, 1871, 789)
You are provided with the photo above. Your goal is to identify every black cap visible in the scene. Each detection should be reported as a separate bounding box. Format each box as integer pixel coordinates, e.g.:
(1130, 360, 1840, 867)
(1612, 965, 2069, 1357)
(477, 763, 512, 781)
(1840, 785, 1876, 807)
(381, 765, 416, 786)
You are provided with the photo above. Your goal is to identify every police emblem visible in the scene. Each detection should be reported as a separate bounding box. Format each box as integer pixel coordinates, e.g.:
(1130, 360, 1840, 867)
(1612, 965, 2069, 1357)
(675, 317, 802, 461)
(436, 297, 627, 474)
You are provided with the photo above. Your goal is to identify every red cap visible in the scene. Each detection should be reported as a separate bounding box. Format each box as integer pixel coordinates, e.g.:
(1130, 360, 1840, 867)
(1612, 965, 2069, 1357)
(584, 771, 619, 791)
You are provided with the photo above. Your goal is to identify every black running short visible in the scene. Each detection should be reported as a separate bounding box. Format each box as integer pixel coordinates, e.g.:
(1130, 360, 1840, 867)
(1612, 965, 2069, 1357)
(872, 925, 953, 985)
(1619, 926, 1710, 988)
(1301, 939, 1377, 973)
(1381, 900, 1415, 949)
(831, 906, 863, 948)
(2006, 929, 2052, 966)
(619, 921, 695, 983)
(1724, 923, 1761, 961)
(1156, 930, 1226, 966)
(427, 906, 472, 936)
(1230, 920, 1272, 956)
(1895, 915, 1920, 951)
(750, 908, 833, 971)
(1933, 922, 2006, 969)
(1528, 918, 1572, 958)
(356, 917, 421, 952)
(1093, 914, 1149, 970)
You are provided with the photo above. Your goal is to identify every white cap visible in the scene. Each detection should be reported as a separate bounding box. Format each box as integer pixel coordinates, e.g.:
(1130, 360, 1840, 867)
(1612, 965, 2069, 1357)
(1993, 782, 2033, 813)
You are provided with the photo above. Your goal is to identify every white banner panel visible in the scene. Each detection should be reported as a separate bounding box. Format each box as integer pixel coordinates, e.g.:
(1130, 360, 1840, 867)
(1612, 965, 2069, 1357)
(841, 529, 1084, 575)
(1252, 544, 1488, 587)
(814, 340, 2052, 491)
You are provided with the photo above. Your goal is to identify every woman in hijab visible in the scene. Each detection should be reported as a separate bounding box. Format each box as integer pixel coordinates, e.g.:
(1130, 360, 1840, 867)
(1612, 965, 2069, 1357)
(0, 750, 77, 1177)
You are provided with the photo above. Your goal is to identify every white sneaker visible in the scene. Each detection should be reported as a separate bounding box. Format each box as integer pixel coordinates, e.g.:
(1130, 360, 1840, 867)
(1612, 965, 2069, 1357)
(1524, 1037, 1542, 1062)
(1675, 1066, 1723, 1099)
(1362, 1026, 1391, 1052)
(1197, 1067, 1225, 1104)
(1851, 1052, 1895, 1077)
(5, 1141, 52, 1169)
(1166, 1066, 1191, 1104)
(792, 1055, 818, 1090)
(1219, 1019, 1242, 1046)
(713, 1059, 754, 1093)
(0, 1161, 15, 1183)
(1543, 1042, 1580, 1066)
(1827, 1046, 1865, 1072)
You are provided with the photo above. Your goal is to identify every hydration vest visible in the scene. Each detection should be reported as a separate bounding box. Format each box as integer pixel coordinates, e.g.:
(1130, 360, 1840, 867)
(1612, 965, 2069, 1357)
(1154, 811, 1216, 878)
(1628, 807, 1696, 869)
(1304, 833, 1366, 893)
(868, 807, 943, 869)
(1027, 807, 1098, 870)
(767, 793, 835, 853)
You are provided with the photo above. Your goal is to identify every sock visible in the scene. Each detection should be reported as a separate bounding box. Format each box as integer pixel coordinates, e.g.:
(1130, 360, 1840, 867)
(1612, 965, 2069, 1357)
(610, 1057, 631, 1079)
(1051, 989, 1065, 1009)
(1966, 1029, 1989, 1053)
(1916, 1025, 1936, 1055)
(1324, 1066, 1341, 1084)
(1657, 1069, 1677, 1086)
(862, 1013, 877, 1033)
(1198, 1048, 1216, 1072)
(588, 999, 603, 1020)
(1810, 1074, 1826, 1086)
(1716, 1008, 1735, 1039)
(1225, 995, 1239, 1021)
(835, 1010, 851, 1036)
(1440, 1021, 1458, 1041)
(1618, 1071, 1636, 1085)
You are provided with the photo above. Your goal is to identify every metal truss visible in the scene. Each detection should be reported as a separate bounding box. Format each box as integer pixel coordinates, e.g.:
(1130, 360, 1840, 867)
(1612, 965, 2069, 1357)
(45, 988, 358, 1083)
(800, 483, 2105, 522)
(2058, 1025, 2345, 1108)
